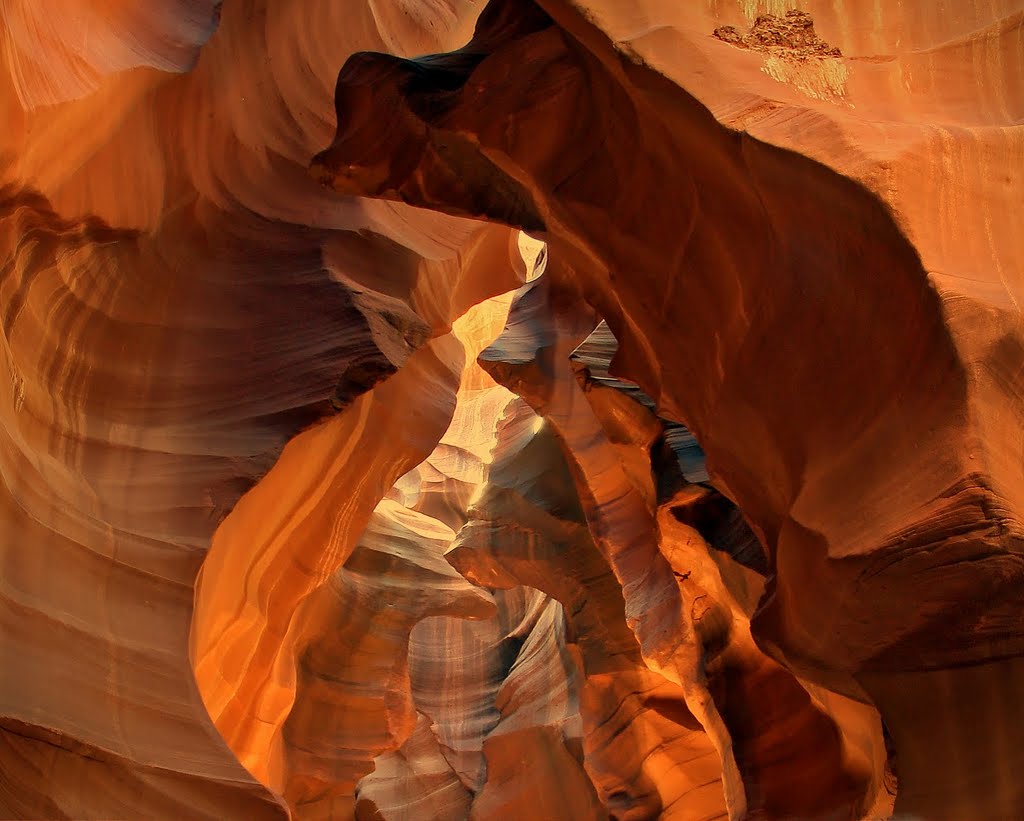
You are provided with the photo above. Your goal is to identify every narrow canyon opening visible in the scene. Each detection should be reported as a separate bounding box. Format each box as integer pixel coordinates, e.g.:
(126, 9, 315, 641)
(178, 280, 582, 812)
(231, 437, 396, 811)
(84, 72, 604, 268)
(190, 229, 895, 820)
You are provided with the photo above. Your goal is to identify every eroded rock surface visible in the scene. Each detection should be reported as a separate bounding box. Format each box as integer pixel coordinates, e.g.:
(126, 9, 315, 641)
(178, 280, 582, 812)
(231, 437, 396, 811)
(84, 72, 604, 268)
(1, 0, 1021, 819)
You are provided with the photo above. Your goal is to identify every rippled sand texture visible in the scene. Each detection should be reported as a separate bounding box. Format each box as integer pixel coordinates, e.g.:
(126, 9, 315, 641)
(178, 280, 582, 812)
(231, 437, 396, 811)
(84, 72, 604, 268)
(2, 0, 1023, 819)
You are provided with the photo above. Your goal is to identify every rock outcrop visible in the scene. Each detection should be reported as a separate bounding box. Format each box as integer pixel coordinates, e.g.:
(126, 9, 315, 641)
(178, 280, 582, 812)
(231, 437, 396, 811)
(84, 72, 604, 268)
(1, 0, 1021, 819)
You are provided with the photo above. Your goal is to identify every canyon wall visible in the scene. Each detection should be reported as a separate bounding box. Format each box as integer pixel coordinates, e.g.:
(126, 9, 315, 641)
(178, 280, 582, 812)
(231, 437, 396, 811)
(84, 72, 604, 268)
(1, 1, 1021, 819)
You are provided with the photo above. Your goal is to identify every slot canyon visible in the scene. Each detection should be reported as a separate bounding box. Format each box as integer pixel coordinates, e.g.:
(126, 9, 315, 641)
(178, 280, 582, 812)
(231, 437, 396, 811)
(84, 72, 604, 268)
(0, 0, 1022, 819)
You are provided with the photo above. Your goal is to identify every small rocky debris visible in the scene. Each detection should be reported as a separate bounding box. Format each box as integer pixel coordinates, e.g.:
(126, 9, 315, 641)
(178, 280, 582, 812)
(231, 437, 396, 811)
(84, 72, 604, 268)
(714, 10, 842, 60)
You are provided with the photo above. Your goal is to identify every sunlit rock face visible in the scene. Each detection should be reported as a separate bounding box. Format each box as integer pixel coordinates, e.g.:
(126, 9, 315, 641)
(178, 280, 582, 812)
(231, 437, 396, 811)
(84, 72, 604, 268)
(0, 1, 1020, 820)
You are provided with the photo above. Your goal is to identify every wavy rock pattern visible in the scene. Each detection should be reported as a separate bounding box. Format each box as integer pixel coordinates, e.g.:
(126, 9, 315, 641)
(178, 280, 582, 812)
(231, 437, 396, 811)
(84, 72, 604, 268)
(1, 0, 1022, 819)
(313, 1, 1024, 818)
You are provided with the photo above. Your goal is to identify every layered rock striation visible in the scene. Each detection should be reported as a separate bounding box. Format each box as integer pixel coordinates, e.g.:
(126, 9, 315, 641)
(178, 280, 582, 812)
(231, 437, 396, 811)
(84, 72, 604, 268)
(1, 0, 1022, 819)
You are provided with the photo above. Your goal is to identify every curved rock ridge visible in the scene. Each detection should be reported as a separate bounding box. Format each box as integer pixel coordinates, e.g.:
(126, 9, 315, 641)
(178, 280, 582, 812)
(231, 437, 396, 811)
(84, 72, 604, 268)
(0, 1, 525, 816)
(272, 497, 496, 817)
(476, 273, 751, 818)
(0, 180, 519, 817)
(0, 0, 221, 108)
(189, 286, 520, 809)
(314, 0, 1024, 817)
(464, 273, 891, 820)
